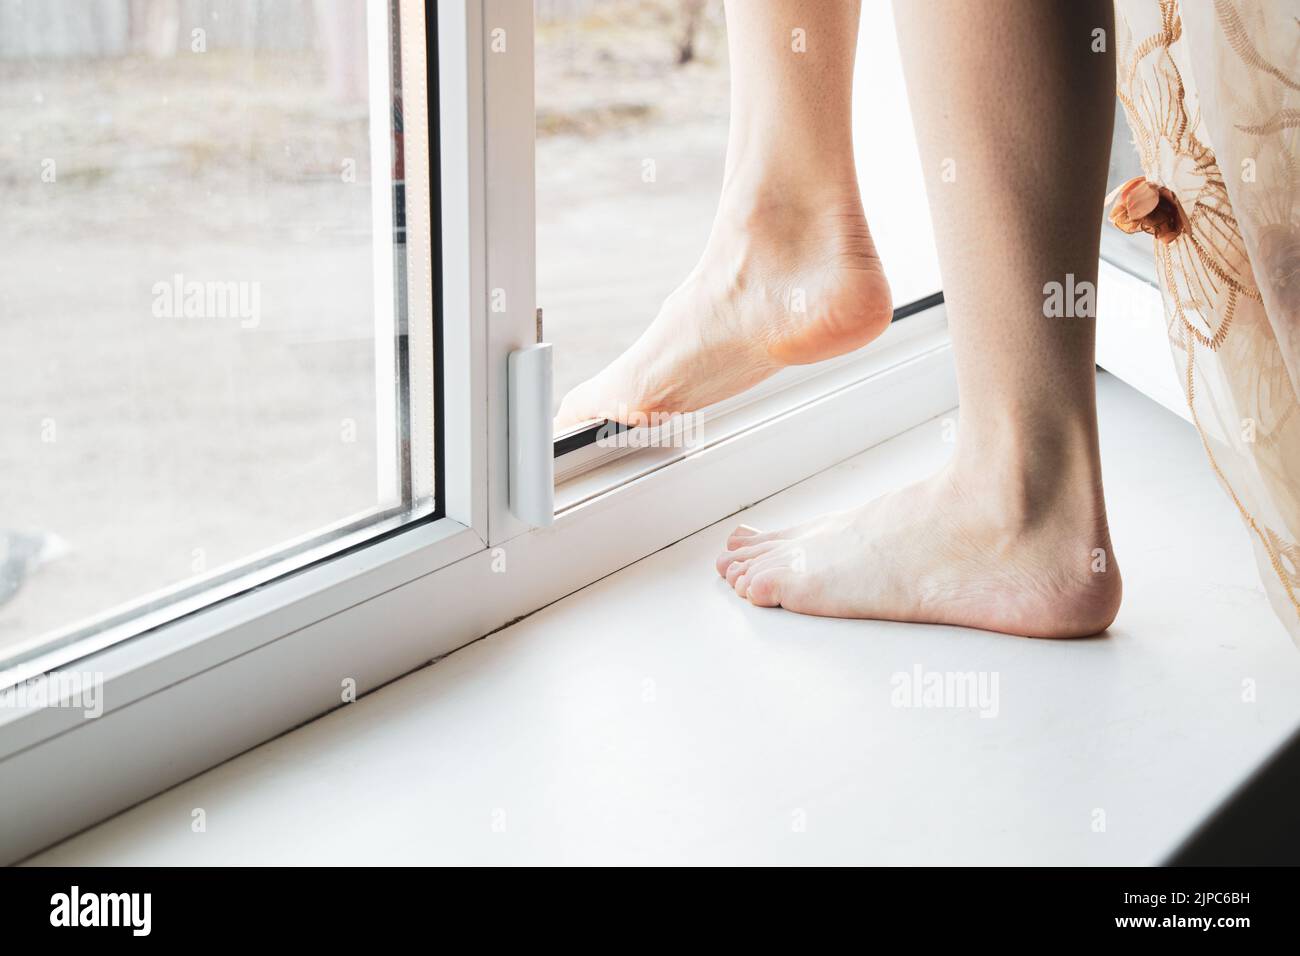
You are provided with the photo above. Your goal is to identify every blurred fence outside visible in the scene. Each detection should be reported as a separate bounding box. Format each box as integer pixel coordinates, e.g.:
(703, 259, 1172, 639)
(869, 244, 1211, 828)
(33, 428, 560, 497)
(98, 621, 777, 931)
(0, 0, 322, 59)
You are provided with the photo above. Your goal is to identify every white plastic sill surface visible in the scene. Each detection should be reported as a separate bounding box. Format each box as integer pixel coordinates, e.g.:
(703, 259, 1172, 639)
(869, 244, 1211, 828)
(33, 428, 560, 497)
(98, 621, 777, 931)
(28, 373, 1300, 865)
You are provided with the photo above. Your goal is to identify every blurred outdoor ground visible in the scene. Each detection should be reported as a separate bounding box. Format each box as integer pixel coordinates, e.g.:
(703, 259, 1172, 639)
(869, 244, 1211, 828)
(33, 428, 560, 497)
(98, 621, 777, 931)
(0, 0, 731, 656)
(0, 0, 383, 653)
(536, 0, 730, 415)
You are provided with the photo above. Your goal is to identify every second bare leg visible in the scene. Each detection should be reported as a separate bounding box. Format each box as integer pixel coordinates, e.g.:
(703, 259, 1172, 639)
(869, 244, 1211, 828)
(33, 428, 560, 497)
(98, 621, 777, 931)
(717, 0, 1121, 638)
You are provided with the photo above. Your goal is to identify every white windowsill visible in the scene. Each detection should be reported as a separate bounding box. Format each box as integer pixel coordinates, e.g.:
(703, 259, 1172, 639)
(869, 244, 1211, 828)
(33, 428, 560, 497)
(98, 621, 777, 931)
(0, 300, 956, 865)
(26, 372, 1300, 865)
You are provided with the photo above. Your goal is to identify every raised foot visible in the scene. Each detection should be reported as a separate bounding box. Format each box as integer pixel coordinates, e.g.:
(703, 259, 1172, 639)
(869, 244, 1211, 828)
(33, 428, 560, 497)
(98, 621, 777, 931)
(715, 470, 1122, 639)
(555, 197, 893, 431)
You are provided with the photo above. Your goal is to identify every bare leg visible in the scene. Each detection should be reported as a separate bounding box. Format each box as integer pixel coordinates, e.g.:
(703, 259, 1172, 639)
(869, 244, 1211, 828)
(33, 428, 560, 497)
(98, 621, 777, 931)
(717, 0, 1122, 638)
(555, 0, 893, 430)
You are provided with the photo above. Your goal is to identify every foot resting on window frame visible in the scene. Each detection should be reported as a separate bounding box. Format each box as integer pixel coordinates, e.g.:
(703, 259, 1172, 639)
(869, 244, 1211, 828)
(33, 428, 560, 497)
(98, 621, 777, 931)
(554, 190, 893, 432)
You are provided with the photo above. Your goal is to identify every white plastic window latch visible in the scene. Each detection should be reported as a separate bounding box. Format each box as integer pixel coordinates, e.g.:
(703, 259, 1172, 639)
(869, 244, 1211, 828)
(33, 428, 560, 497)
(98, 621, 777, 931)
(507, 342, 554, 527)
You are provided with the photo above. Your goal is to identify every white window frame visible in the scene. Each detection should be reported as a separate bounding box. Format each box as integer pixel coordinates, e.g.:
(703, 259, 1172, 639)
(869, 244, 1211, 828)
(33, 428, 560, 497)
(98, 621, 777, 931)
(0, 0, 964, 863)
(1095, 259, 1187, 422)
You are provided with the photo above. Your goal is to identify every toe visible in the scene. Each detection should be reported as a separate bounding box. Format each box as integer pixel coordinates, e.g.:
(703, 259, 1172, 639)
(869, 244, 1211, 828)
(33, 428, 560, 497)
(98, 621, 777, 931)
(725, 558, 750, 587)
(725, 524, 761, 547)
(733, 548, 789, 600)
(725, 527, 781, 550)
(745, 569, 784, 607)
(736, 545, 806, 607)
(733, 568, 752, 599)
(715, 540, 779, 578)
(725, 515, 824, 552)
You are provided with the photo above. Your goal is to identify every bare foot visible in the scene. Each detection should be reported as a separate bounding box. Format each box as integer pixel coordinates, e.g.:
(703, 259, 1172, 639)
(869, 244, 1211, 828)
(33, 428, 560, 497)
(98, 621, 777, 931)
(715, 466, 1122, 639)
(554, 189, 892, 431)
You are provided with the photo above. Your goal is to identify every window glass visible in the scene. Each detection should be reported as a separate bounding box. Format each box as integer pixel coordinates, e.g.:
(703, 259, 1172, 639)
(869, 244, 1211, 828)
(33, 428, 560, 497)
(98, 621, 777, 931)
(0, 0, 433, 673)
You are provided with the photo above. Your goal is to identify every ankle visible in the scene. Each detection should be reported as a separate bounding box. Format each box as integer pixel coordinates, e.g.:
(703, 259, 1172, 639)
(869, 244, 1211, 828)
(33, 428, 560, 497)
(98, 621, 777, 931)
(709, 187, 873, 275)
(716, 165, 863, 233)
(945, 428, 1108, 538)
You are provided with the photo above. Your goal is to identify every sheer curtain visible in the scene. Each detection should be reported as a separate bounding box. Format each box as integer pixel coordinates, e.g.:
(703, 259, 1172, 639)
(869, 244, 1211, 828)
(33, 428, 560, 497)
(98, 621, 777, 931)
(1111, 0, 1300, 643)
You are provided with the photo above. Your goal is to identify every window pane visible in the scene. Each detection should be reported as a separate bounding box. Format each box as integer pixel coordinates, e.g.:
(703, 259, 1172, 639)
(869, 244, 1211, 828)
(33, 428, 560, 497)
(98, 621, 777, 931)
(0, 0, 435, 673)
